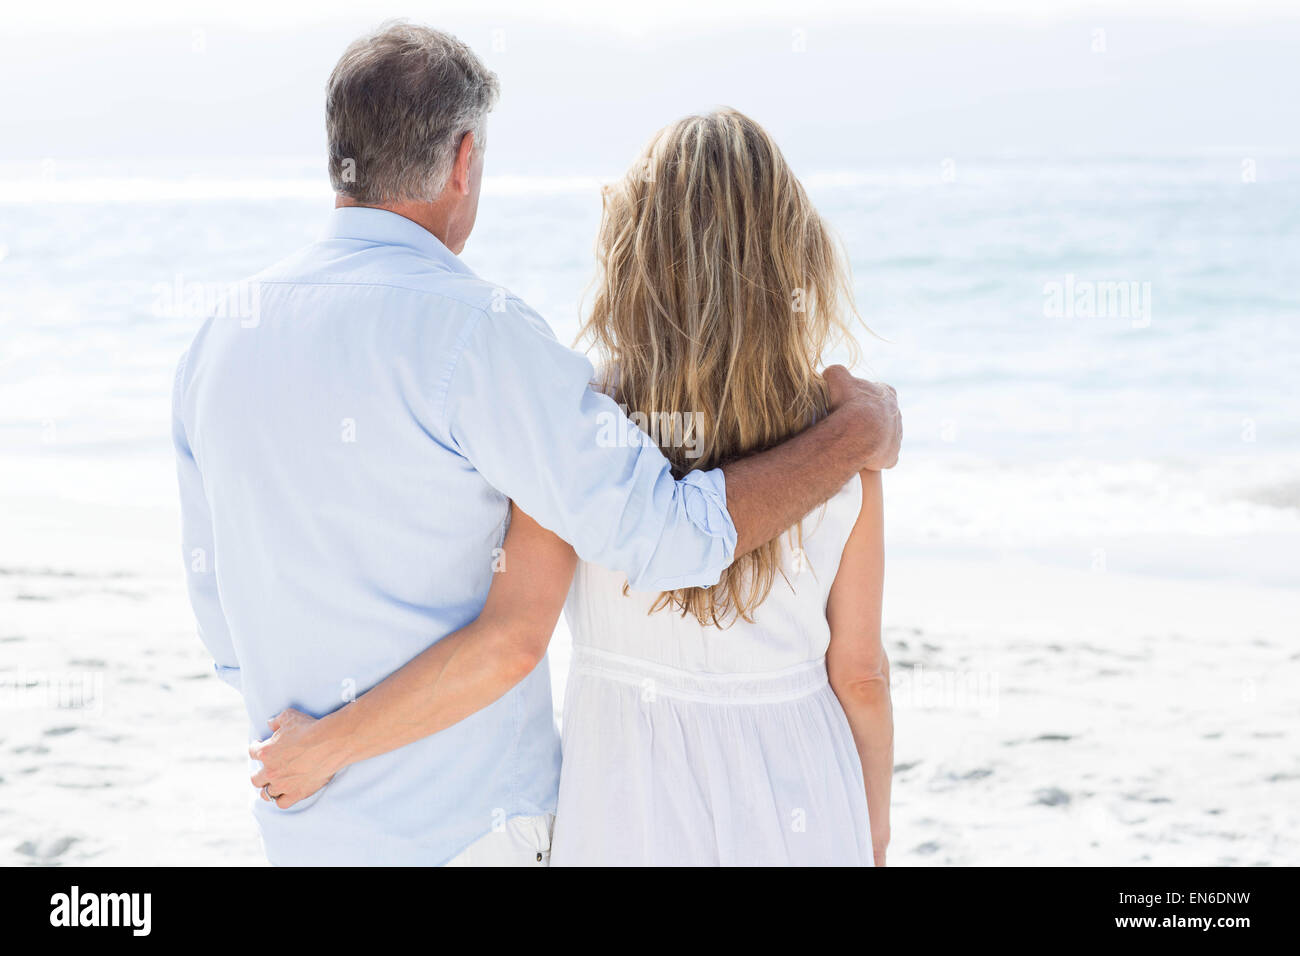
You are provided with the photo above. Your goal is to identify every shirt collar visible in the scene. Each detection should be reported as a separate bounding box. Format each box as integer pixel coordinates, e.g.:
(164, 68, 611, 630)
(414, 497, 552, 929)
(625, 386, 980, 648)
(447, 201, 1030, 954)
(323, 206, 472, 275)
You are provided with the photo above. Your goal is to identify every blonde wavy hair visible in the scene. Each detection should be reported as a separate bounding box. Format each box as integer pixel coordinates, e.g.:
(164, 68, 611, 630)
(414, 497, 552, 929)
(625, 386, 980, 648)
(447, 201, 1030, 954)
(578, 108, 863, 627)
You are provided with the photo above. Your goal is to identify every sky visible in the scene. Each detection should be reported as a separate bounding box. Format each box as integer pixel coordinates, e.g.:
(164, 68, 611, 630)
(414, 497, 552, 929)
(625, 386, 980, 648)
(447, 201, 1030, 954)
(6, 0, 1300, 30)
(1, 0, 1297, 177)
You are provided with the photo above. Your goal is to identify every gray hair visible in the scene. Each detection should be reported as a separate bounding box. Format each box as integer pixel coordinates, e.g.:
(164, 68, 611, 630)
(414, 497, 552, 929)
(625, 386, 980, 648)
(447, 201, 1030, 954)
(326, 22, 500, 204)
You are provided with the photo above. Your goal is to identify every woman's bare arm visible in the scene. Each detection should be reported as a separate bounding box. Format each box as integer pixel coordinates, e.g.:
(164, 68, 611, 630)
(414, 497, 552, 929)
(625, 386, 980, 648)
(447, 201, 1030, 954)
(825, 469, 892, 866)
(251, 505, 576, 807)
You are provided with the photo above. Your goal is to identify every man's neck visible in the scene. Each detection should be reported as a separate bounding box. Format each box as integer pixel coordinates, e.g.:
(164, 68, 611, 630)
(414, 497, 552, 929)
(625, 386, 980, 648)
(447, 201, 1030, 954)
(334, 195, 456, 252)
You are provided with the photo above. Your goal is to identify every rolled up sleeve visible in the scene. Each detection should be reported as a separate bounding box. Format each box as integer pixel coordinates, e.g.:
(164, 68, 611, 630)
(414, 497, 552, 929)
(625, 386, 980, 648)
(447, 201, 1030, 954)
(440, 299, 737, 591)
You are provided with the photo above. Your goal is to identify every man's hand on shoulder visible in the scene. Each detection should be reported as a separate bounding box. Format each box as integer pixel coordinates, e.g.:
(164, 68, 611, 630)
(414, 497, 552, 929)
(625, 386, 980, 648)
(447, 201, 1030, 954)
(824, 365, 901, 471)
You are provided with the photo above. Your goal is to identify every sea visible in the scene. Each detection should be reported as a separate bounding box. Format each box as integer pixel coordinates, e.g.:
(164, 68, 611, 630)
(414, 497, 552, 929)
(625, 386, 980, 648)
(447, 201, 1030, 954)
(2, 153, 1298, 586)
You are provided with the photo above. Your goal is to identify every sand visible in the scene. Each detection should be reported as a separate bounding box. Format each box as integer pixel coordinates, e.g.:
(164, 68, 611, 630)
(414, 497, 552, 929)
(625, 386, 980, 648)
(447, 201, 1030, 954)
(2, 454, 1297, 866)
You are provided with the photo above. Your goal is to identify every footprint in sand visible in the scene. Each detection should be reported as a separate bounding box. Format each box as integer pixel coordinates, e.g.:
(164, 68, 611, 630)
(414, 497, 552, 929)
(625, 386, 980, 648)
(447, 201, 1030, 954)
(1035, 787, 1071, 807)
(17, 836, 79, 861)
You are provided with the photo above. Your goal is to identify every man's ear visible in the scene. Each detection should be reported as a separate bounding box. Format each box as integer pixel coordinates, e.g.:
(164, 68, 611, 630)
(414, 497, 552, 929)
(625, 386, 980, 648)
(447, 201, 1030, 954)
(451, 131, 475, 195)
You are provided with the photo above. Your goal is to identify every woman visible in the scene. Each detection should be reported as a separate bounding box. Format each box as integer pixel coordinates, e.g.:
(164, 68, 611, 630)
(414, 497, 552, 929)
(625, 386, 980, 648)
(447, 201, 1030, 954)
(254, 109, 892, 866)
(550, 109, 890, 866)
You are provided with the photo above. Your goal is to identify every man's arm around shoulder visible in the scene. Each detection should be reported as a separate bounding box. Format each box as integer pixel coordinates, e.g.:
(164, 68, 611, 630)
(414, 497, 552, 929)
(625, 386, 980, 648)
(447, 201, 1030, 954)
(724, 365, 901, 556)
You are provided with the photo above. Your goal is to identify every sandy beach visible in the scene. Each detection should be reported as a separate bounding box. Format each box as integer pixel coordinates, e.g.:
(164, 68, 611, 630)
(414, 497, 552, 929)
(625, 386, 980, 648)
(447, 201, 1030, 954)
(3, 453, 1296, 867)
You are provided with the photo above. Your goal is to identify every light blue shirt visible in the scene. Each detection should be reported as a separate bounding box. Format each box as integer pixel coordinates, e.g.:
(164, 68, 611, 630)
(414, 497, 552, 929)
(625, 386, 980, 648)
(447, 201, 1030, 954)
(172, 207, 737, 865)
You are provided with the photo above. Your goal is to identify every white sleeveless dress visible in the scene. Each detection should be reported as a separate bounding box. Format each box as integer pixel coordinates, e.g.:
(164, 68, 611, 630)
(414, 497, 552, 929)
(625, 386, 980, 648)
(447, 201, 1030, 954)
(550, 474, 872, 866)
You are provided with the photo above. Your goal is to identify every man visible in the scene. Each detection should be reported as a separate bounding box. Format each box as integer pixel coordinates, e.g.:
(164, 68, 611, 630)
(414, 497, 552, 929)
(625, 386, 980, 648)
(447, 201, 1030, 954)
(172, 21, 901, 866)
